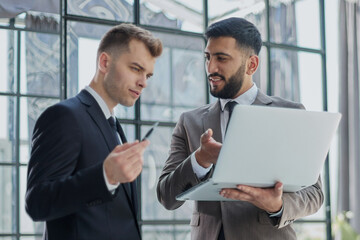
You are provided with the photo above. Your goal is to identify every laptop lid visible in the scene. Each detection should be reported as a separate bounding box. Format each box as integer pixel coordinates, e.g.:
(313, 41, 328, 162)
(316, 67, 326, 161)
(211, 105, 341, 192)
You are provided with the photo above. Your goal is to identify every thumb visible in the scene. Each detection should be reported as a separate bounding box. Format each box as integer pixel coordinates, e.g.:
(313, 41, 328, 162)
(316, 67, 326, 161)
(274, 182, 283, 196)
(200, 129, 213, 143)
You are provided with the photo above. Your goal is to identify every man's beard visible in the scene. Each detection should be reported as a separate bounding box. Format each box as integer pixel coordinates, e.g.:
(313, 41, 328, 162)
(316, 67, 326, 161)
(209, 64, 245, 99)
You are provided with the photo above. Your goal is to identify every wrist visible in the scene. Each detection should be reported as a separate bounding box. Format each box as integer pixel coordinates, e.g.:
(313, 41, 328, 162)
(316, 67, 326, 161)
(195, 149, 211, 168)
(103, 161, 118, 185)
(267, 200, 283, 213)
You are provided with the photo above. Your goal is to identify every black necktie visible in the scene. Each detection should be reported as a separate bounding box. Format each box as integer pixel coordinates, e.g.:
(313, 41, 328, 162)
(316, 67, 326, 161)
(225, 101, 238, 133)
(107, 117, 132, 197)
(108, 117, 121, 144)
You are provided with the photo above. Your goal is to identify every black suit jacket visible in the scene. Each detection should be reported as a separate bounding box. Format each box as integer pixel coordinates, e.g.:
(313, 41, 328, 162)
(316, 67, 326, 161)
(26, 90, 141, 240)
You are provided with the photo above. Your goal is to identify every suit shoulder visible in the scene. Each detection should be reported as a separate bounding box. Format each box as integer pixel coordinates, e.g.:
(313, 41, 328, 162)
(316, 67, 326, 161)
(179, 103, 215, 120)
(36, 96, 81, 124)
(268, 96, 305, 109)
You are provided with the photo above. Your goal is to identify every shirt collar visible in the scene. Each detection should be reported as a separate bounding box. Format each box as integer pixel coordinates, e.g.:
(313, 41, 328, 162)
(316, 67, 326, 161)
(220, 83, 258, 111)
(84, 86, 114, 119)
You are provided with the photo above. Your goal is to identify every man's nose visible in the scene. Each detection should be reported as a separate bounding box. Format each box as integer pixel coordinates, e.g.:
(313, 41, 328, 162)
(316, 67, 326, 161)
(137, 75, 147, 88)
(206, 58, 218, 74)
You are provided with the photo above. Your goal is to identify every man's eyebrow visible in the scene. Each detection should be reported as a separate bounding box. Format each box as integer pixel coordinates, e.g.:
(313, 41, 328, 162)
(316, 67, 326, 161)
(204, 52, 231, 57)
(131, 62, 145, 70)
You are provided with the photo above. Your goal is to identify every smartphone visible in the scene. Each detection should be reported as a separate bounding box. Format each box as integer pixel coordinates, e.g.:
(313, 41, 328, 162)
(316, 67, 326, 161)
(141, 122, 159, 141)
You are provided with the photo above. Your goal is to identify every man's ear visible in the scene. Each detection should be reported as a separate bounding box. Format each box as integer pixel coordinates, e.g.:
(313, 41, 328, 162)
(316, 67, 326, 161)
(98, 52, 111, 74)
(246, 55, 259, 75)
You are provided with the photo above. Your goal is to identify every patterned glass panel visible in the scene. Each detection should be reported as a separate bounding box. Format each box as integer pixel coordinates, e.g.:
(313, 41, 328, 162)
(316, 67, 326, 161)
(20, 167, 44, 234)
(140, 0, 203, 33)
(141, 125, 193, 220)
(0, 166, 15, 233)
(0, 29, 16, 93)
(20, 32, 60, 97)
(208, 0, 266, 40)
(141, 32, 205, 122)
(67, 0, 134, 22)
(269, 0, 320, 49)
(0, 96, 16, 163)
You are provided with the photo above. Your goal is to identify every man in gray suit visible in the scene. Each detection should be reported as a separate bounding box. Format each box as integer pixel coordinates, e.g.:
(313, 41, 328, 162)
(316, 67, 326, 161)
(157, 17, 323, 240)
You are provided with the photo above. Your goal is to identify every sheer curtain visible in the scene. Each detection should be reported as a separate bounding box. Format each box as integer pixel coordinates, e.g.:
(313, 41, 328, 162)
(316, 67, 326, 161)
(338, 0, 360, 233)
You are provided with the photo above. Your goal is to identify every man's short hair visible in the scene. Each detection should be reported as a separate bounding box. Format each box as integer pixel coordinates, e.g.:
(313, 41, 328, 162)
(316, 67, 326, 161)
(205, 17, 262, 55)
(97, 23, 163, 61)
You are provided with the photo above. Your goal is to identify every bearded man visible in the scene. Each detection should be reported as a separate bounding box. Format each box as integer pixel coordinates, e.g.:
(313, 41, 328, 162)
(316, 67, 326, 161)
(157, 17, 323, 240)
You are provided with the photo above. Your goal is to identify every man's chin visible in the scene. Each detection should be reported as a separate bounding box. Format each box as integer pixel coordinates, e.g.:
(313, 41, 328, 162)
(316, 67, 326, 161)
(210, 91, 221, 98)
(119, 99, 136, 107)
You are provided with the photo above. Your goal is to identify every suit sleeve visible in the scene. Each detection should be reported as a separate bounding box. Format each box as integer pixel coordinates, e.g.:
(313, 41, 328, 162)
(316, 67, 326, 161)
(156, 113, 211, 210)
(26, 104, 113, 221)
(277, 177, 324, 228)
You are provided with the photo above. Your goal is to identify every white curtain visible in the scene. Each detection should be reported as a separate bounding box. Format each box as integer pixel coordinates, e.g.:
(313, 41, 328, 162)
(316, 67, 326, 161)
(338, 0, 360, 233)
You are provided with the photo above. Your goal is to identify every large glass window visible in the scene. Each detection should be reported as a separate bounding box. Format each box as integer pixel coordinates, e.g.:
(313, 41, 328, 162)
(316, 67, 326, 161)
(0, 0, 332, 239)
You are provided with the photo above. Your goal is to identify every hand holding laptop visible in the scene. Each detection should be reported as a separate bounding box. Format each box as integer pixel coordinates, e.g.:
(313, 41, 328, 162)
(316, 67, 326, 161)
(221, 181, 284, 213)
(194, 127, 285, 212)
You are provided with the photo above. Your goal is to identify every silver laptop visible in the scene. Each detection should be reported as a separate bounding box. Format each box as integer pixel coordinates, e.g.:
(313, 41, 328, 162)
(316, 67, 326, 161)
(176, 105, 341, 201)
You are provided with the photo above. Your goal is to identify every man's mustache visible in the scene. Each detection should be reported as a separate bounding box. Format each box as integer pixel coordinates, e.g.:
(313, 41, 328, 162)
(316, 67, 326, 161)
(207, 73, 226, 81)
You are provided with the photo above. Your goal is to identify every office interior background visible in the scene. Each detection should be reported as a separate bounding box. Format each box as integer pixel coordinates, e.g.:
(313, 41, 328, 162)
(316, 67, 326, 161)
(0, 0, 359, 239)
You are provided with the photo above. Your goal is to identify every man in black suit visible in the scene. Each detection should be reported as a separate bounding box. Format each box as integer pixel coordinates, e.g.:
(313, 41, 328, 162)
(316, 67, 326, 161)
(25, 23, 162, 240)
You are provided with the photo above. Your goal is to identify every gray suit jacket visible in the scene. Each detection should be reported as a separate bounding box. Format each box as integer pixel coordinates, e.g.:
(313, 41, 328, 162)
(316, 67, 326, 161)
(157, 91, 324, 240)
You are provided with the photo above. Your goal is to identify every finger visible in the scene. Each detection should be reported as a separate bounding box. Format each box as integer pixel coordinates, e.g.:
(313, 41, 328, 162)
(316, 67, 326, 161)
(274, 182, 283, 196)
(200, 129, 213, 143)
(220, 188, 251, 200)
(113, 141, 139, 152)
(117, 141, 149, 163)
(118, 140, 149, 155)
(128, 140, 150, 154)
(124, 159, 144, 182)
(236, 185, 255, 195)
(127, 154, 144, 168)
(140, 139, 151, 147)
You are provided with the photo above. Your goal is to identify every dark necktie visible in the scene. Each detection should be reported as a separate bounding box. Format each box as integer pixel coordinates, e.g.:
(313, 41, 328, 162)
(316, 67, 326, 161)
(108, 117, 121, 144)
(218, 101, 237, 240)
(107, 117, 132, 197)
(225, 101, 238, 133)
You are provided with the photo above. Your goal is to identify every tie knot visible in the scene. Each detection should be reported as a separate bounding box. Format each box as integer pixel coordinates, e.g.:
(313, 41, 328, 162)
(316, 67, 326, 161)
(225, 101, 238, 133)
(108, 117, 117, 129)
(226, 101, 238, 114)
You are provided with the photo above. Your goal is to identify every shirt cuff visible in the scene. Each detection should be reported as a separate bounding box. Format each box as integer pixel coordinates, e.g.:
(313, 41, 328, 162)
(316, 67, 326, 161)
(267, 205, 284, 218)
(190, 152, 213, 179)
(103, 164, 120, 193)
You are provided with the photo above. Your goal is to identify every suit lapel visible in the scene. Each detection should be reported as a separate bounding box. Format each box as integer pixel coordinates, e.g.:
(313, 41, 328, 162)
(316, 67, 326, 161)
(77, 90, 117, 152)
(203, 100, 223, 143)
(77, 90, 137, 213)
